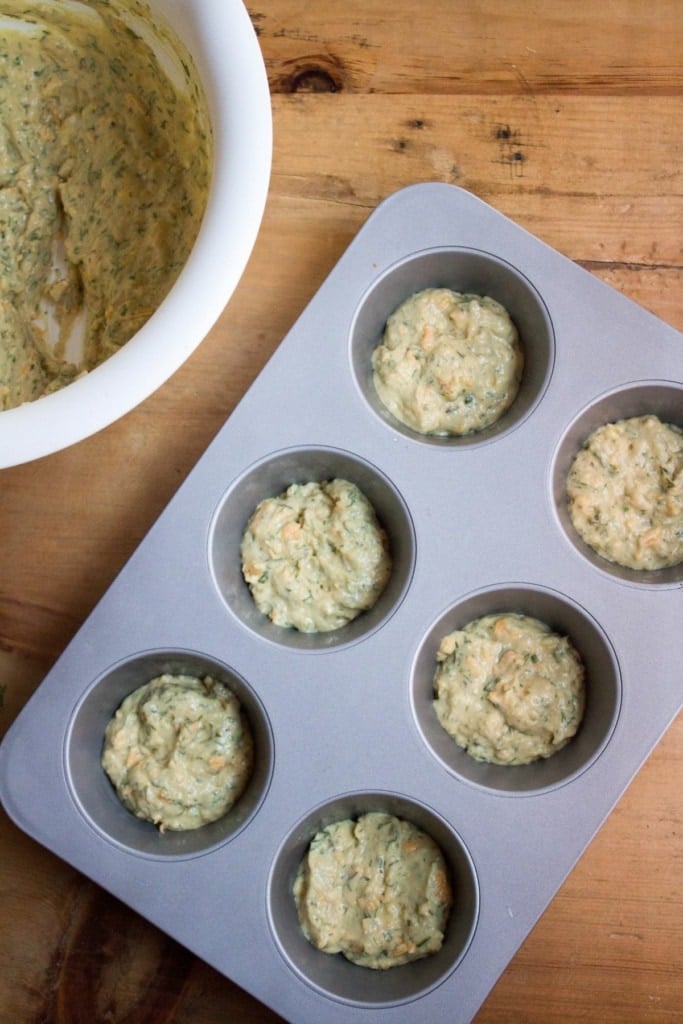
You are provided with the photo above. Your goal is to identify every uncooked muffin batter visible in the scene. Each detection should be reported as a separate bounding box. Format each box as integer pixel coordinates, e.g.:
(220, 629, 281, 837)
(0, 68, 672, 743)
(240, 478, 392, 633)
(566, 414, 683, 571)
(433, 613, 586, 765)
(102, 673, 253, 832)
(0, 0, 210, 409)
(294, 811, 452, 969)
(372, 287, 523, 435)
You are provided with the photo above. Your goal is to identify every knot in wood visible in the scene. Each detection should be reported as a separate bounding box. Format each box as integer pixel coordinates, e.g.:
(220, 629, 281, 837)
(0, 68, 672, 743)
(279, 57, 344, 93)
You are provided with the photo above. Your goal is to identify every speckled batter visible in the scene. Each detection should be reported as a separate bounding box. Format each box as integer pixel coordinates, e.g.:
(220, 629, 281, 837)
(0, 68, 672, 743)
(372, 288, 523, 435)
(240, 478, 392, 633)
(0, 0, 210, 409)
(433, 613, 586, 765)
(294, 811, 452, 969)
(566, 414, 683, 570)
(102, 673, 253, 832)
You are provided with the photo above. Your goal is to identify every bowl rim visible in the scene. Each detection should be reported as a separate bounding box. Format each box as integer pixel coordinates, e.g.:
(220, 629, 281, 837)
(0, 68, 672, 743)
(0, 0, 273, 468)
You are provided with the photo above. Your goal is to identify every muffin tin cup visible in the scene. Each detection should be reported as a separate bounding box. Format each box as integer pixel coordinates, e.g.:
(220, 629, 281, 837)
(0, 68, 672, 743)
(209, 445, 416, 650)
(268, 791, 479, 1007)
(411, 583, 622, 795)
(65, 648, 274, 859)
(1, 183, 681, 1024)
(551, 379, 683, 588)
(350, 246, 555, 446)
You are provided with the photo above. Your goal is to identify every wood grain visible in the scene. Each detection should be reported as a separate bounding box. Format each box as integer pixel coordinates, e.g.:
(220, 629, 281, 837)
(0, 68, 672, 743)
(1, 1, 681, 1021)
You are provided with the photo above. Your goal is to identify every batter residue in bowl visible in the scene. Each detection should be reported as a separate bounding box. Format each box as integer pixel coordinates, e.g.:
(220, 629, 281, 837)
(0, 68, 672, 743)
(0, 0, 211, 410)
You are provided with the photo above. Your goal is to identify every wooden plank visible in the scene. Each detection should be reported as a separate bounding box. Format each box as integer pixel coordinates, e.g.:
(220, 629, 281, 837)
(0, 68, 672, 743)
(256, 0, 683, 95)
(268, 94, 683, 265)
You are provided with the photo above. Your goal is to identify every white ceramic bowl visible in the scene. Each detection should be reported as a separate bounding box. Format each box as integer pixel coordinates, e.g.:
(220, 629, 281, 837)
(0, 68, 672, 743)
(0, 0, 272, 468)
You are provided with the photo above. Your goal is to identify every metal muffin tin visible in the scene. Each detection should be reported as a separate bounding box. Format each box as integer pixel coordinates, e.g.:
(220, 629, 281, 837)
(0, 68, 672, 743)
(1, 183, 681, 1023)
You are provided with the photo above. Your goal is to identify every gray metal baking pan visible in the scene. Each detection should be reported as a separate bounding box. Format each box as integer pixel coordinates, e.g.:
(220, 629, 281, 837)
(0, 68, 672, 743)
(1, 183, 681, 1024)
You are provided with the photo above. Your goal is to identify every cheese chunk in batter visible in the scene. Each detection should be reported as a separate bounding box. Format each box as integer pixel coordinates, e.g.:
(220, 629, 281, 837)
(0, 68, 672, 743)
(294, 811, 452, 970)
(566, 414, 683, 571)
(372, 288, 523, 435)
(433, 613, 586, 766)
(241, 478, 392, 633)
(102, 674, 253, 832)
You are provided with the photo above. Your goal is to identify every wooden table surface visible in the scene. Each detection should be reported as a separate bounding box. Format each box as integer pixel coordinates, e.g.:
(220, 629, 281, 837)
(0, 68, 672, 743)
(1, 2, 682, 1021)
